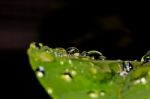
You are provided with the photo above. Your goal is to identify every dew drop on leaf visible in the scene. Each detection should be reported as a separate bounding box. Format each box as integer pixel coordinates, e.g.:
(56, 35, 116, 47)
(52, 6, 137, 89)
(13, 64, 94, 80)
(61, 72, 73, 82)
(54, 48, 67, 57)
(41, 46, 53, 53)
(87, 91, 99, 99)
(36, 66, 45, 78)
(86, 50, 105, 60)
(123, 61, 133, 72)
(66, 47, 79, 56)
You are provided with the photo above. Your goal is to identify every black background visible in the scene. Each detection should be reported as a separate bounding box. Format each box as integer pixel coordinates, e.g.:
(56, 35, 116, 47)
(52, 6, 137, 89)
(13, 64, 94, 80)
(1, 1, 149, 98)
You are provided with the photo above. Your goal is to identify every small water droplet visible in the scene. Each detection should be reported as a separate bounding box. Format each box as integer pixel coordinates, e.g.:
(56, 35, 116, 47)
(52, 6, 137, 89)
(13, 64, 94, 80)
(35, 42, 42, 48)
(60, 61, 64, 65)
(80, 51, 88, 57)
(133, 77, 147, 85)
(31, 42, 42, 49)
(41, 46, 53, 53)
(119, 71, 128, 77)
(47, 88, 53, 94)
(100, 90, 106, 96)
(140, 77, 147, 84)
(143, 56, 150, 63)
(148, 71, 150, 76)
(90, 67, 97, 74)
(86, 50, 105, 60)
(65, 69, 77, 76)
(61, 72, 73, 82)
(54, 48, 67, 57)
(68, 59, 72, 65)
(36, 72, 44, 78)
(123, 61, 133, 72)
(70, 70, 77, 76)
(66, 47, 79, 56)
(36, 66, 45, 78)
(133, 79, 141, 85)
(88, 91, 99, 99)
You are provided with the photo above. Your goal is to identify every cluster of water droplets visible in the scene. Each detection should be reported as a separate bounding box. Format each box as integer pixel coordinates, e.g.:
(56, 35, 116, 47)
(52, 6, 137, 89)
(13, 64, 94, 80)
(66, 47, 106, 60)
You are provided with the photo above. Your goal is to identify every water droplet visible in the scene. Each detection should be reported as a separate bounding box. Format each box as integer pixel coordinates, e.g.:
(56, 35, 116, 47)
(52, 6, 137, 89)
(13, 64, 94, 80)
(41, 46, 53, 53)
(140, 77, 147, 84)
(86, 50, 105, 60)
(133, 77, 147, 85)
(47, 88, 53, 94)
(119, 71, 128, 76)
(36, 66, 45, 78)
(133, 79, 141, 85)
(90, 67, 97, 74)
(80, 51, 88, 57)
(88, 91, 99, 99)
(39, 52, 54, 62)
(31, 42, 42, 49)
(54, 48, 67, 57)
(123, 61, 133, 72)
(70, 70, 77, 76)
(66, 47, 79, 56)
(148, 71, 150, 76)
(60, 61, 64, 65)
(65, 69, 77, 76)
(143, 56, 150, 63)
(100, 91, 105, 96)
(61, 72, 73, 82)
(99, 56, 106, 60)
(68, 59, 72, 65)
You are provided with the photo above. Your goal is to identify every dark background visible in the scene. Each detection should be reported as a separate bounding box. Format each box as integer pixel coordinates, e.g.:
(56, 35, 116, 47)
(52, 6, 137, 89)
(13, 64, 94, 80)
(1, 1, 149, 98)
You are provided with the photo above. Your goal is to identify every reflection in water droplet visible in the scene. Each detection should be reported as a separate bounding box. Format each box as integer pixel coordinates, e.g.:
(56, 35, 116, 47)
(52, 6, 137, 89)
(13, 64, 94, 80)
(123, 61, 133, 73)
(66, 47, 79, 56)
(86, 50, 105, 60)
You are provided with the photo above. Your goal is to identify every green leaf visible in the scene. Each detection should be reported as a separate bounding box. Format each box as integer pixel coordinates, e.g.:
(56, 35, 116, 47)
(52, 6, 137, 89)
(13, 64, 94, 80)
(27, 42, 150, 99)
